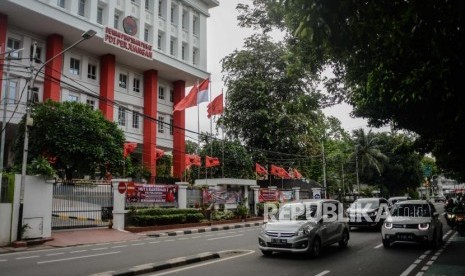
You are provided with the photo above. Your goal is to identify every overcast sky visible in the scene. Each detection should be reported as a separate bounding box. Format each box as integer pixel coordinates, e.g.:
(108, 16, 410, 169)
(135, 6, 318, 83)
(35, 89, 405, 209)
(184, 0, 374, 141)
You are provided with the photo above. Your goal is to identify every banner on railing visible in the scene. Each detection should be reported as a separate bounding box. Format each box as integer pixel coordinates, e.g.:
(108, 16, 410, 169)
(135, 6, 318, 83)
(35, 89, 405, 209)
(202, 189, 243, 204)
(126, 184, 177, 203)
(258, 189, 293, 203)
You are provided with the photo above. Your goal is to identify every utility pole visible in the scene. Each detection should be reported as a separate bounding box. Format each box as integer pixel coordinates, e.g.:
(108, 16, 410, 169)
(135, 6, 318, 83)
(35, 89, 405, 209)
(355, 146, 360, 195)
(321, 141, 326, 198)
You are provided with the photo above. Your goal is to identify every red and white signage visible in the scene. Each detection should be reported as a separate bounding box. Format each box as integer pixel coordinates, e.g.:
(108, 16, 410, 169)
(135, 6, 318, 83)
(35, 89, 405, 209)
(117, 182, 126, 194)
(126, 182, 136, 196)
(104, 27, 153, 59)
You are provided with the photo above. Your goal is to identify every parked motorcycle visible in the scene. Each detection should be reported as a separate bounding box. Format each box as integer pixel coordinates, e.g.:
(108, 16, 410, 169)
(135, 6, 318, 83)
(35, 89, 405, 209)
(454, 208, 465, 236)
(445, 210, 456, 228)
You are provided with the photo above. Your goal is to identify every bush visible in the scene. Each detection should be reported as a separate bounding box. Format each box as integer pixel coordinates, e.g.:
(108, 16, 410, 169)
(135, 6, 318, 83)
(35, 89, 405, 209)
(128, 208, 204, 226)
(211, 210, 235, 221)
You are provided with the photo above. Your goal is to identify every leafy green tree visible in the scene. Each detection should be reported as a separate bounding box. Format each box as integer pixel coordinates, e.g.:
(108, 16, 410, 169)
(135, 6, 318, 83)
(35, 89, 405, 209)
(220, 33, 322, 158)
(14, 100, 125, 180)
(238, 0, 465, 180)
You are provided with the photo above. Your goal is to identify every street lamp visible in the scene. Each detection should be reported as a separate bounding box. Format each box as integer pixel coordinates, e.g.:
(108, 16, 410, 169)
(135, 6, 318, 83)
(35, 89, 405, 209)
(17, 29, 96, 240)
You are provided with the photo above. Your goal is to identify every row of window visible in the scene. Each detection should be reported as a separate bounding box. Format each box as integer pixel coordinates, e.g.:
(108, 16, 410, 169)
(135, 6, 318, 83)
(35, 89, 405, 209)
(117, 107, 173, 135)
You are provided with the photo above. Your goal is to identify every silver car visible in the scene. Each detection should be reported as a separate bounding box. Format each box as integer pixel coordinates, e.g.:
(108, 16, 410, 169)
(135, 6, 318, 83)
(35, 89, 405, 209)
(381, 200, 443, 248)
(258, 199, 350, 257)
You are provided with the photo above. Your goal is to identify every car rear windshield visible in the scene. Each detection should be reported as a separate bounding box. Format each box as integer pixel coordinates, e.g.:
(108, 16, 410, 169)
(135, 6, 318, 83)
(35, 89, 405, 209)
(391, 204, 430, 217)
(350, 199, 379, 209)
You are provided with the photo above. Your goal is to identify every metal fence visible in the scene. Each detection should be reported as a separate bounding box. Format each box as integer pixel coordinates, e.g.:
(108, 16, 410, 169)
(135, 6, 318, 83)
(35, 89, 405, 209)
(52, 183, 113, 230)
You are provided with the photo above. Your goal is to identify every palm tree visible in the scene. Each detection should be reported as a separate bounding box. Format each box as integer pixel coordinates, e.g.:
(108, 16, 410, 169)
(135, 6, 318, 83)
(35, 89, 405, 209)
(351, 129, 389, 193)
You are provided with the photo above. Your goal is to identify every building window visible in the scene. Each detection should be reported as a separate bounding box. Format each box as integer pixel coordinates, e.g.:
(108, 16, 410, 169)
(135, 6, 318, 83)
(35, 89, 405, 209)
(169, 116, 173, 135)
(182, 10, 188, 30)
(158, 87, 164, 100)
(78, 0, 86, 16)
(170, 4, 177, 24)
(29, 45, 42, 63)
(87, 64, 97, 80)
(169, 89, 173, 102)
(193, 15, 199, 35)
(132, 112, 139, 129)
(119, 74, 127, 88)
(192, 49, 197, 65)
(86, 99, 95, 109)
(114, 13, 120, 29)
(57, 0, 65, 8)
(145, 0, 151, 10)
(68, 94, 79, 102)
(144, 28, 149, 42)
(2, 80, 17, 104)
(158, 0, 163, 17)
(133, 78, 140, 93)
(170, 39, 174, 56)
(69, 58, 80, 75)
(97, 7, 103, 24)
(158, 116, 164, 133)
(118, 107, 126, 126)
(7, 38, 21, 59)
(157, 34, 162, 50)
(181, 44, 186, 60)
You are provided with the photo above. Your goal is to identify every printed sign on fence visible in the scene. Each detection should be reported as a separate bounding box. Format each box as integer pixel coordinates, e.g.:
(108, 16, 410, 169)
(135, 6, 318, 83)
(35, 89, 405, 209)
(126, 184, 177, 203)
(202, 190, 243, 204)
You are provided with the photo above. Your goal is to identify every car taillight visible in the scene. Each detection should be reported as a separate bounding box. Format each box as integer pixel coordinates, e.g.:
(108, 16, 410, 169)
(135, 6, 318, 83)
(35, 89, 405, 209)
(418, 223, 430, 231)
(384, 222, 392, 229)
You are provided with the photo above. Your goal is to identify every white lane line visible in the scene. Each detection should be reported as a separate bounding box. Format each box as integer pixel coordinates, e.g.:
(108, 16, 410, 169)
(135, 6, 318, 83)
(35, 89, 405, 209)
(112, 245, 128, 248)
(91, 247, 108, 251)
(430, 256, 438, 261)
(424, 250, 432, 255)
(46, 252, 64, 256)
(131, 243, 145, 246)
(0, 259, 7, 262)
(421, 266, 429, 271)
(426, 261, 434, 266)
(164, 239, 175, 242)
(70, 250, 87, 254)
(400, 264, 417, 276)
(204, 234, 214, 237)
(16, 255, 39, 260)
(191, 236, 201, 239)
(315, 270, 330, 276)
(148, 250, 255, 276)
(374, 243, 383, 249)
(419, 254, 427, 260)
(37, 251, 120, 264)
(416, 272, 424, 276)
(414, 259, 421, 264)
(149, 241, 160, 244)
(207, 234, 243, 241)
(178, 238, 188, 241)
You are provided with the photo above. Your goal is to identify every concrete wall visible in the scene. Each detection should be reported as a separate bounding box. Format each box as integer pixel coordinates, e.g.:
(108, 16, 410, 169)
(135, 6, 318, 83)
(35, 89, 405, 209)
(22, 175, 53, 239)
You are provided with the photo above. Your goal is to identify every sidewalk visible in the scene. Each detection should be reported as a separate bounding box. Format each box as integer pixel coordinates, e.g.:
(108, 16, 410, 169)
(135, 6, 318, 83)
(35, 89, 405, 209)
(0, 220, 264, 254)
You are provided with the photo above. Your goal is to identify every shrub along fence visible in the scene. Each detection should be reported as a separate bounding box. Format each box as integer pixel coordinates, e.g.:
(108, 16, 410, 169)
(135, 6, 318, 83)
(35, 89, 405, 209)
(127, 208, 204, 227)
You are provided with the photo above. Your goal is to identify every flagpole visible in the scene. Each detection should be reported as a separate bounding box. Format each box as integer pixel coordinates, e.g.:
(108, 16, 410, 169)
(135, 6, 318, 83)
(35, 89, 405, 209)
(222, 89, 226, 179)
(196, 79, 200, 180)
(209, 82, 213, 178)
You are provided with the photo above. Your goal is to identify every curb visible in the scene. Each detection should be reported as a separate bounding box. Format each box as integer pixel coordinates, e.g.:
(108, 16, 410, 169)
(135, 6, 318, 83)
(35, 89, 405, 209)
(146, 222, 263, 238)
(91, 252, 221, 276)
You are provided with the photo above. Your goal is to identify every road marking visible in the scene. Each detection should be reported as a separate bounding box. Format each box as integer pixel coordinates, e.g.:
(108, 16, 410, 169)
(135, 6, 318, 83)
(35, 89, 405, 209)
(421, 266, 429, 271)
(416, 272, 424, 276)
(191, 236, 201, 239)
(148, 250, 255, 276)
(112, 245, 127, 248)
(37, 251, 120, 264)
(16, 255, 39, 260)
(400, 264, 417, 276)
(131, 243, 145, 246)
(46, 252, 64, 256)
(315, 270, 330, 276)
(207, 234, 243, 241)
(424, 250, 432, 255)
(418, 254, 427, 260)
(430, 256, 438, 261)
(91, 247, 108, 251)
(178, 238, 188, 241)
(164, 239, 175, 242)
(374, 243, 383, 249)
(149, 241, 160, 244)
(0, 259, 7, 262)
(426, 260, 433, 266)
(70, 250, 87, 254)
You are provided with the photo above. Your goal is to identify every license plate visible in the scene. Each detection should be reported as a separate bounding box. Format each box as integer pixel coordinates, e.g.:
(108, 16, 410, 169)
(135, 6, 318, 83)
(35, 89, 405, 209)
(396, 234, 414, 241)
(271, 238, 287, 244)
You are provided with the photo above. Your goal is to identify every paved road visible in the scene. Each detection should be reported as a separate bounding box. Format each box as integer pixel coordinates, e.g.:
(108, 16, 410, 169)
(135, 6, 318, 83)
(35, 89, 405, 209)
(1, 203, 463, 276)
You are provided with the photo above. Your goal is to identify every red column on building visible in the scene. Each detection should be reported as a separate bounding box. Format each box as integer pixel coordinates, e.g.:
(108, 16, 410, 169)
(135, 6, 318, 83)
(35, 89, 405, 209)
(99, 54, 115, 120)
(143, 69, 158, 183)
(43, 34, 63, 101)
(172, 80, 186, 179)
(0, 13, 8, 99)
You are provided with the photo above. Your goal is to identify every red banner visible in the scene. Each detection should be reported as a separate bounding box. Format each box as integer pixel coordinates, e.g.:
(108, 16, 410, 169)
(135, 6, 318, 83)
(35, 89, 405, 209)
(126, 184, 177, 203)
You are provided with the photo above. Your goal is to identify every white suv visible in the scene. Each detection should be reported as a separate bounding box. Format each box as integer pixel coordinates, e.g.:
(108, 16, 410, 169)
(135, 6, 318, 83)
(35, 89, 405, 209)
(381, 200, 443, 248)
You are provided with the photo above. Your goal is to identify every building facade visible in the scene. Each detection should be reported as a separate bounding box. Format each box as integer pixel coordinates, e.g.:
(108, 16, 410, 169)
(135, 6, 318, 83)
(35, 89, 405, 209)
(0, 0, 218, 180)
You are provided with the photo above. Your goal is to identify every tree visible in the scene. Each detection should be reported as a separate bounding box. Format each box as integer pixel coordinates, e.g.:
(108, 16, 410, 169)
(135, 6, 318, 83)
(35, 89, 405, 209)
(350, 129, 389, 188)
(238, 0, 465, 180)
(220, 33, 322, 158)
(14, 100, 125, 180)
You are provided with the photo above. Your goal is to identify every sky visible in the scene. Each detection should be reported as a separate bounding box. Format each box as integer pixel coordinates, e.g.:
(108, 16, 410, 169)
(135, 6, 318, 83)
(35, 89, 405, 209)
(184, 0, 376, 140)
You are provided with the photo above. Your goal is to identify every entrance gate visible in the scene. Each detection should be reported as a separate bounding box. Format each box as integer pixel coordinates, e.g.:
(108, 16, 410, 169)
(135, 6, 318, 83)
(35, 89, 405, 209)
(52, 182, 113, 230)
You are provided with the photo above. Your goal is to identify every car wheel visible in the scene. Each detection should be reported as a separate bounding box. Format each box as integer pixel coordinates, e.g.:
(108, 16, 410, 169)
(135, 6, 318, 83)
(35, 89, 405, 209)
(261, 250, 273, 257)
(308, 237, 321, 258)
(339, 230, 349, 248)
(382, 239, 391, 248)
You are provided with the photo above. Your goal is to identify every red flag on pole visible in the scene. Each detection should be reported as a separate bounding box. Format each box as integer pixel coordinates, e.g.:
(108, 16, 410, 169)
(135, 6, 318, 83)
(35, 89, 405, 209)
(270, 164, 282, 177)
(123, 142, 138, 157)
(293, 168, 303, 179)
(207, 93, 223, 118)
(255, 163, 268, 175)
(197, 78, 210, 104)
(173, 85, 198, 112)
(206, 156, 220, 168)
(279, 168, 291, 179)
(185, 154, 201, 167)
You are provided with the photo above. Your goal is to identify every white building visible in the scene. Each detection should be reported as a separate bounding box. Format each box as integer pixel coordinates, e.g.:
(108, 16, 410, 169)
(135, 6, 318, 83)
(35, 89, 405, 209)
(0, 0, 219, 180)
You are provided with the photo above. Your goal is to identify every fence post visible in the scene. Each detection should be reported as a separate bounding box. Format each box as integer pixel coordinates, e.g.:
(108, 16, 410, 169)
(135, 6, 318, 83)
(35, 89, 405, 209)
(176, 182, 189, 209)
(111, 179, 128, 230)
